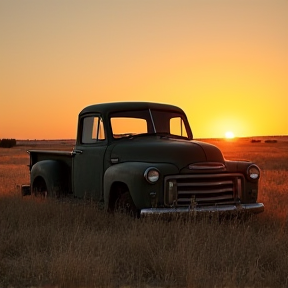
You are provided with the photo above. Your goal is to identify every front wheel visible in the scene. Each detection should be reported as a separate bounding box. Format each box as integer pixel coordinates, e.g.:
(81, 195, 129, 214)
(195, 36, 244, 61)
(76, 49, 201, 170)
(114, 188, 140, 218)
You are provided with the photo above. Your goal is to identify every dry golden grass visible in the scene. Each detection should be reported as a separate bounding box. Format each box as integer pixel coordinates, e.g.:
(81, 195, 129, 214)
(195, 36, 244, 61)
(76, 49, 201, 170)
(0, 137, 288, 288)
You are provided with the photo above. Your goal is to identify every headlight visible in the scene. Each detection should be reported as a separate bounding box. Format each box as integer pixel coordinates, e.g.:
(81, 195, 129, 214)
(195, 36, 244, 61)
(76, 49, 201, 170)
(247, 164, 260, 180)
(144, 167, 160, 183)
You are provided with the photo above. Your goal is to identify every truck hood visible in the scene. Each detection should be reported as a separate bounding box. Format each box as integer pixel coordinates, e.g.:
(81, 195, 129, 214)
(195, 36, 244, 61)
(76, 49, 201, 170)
(110, 137, 224, 169)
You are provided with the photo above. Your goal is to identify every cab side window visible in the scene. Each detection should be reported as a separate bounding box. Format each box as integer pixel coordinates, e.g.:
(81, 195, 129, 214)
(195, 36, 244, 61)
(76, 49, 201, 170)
(82, 116, 105, 143)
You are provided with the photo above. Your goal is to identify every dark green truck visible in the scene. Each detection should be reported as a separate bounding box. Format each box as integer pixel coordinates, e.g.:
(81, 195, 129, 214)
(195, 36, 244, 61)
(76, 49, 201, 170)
(22, 102, 264, 216)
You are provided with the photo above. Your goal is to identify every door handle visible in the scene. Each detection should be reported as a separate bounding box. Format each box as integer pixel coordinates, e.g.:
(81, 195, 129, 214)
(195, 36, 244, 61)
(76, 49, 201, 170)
(72, 149, 83, 156)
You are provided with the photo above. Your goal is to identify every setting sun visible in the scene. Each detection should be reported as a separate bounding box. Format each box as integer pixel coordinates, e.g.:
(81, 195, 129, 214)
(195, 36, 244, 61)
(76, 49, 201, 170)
(225, 131, 235, 139)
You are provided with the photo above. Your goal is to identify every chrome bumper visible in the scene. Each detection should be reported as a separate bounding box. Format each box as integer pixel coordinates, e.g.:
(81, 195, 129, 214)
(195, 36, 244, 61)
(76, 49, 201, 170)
(140, 203, 264, 216)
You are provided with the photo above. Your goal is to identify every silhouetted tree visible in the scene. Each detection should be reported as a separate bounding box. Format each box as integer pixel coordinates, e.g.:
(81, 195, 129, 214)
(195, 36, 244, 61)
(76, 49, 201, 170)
(0, 139, 17, 148)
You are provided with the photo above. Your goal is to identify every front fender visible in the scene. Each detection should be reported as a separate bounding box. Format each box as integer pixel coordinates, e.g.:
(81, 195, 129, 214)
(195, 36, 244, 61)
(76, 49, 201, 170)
(31, 160, 70, 195)
(104, 162, 178, 209)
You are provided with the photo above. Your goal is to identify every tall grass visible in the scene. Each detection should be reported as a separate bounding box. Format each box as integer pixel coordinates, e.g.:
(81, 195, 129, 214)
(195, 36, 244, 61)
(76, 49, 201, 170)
(1, 138, 288, 288)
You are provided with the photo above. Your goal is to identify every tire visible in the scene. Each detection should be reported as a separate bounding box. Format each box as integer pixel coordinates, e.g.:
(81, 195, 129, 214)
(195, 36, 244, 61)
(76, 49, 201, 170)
(32, 177, 48, 198)
(32, 177, 64, 198)
(114, 188, 140, 218)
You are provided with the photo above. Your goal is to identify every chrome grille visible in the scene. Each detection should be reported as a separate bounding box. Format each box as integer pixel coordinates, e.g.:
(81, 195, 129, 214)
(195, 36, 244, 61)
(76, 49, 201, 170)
(164, 174, 243, 207)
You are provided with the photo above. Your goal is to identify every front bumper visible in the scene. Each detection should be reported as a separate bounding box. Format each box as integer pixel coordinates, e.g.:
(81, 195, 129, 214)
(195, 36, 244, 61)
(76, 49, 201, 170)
(140, 203, 264, 216)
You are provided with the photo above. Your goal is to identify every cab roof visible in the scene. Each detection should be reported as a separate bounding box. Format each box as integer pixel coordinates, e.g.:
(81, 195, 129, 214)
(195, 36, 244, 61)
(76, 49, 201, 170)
(79, 102, 185, 116)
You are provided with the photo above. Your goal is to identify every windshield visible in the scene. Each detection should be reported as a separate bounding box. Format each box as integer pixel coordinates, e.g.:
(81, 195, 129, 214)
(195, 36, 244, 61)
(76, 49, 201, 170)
(110, 109, 192, 140)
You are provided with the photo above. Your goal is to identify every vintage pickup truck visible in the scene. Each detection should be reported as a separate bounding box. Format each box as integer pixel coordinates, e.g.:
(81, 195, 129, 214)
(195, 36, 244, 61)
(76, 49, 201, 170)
(22, 102, 264, 216)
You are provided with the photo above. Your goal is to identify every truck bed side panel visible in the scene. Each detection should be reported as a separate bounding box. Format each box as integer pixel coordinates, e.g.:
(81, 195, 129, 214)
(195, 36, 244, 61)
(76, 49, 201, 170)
(29, 150, 73, 194)
(29, 150, 73, 170)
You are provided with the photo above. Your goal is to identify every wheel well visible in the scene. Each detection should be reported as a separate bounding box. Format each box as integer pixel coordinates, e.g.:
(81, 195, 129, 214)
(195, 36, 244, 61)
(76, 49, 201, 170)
(108, 182, 129, 212)
(32, 176, 47, 193)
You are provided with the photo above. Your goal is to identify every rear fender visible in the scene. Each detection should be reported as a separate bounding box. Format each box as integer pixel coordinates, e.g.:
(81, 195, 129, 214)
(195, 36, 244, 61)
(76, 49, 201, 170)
(31, 160, 70, 196)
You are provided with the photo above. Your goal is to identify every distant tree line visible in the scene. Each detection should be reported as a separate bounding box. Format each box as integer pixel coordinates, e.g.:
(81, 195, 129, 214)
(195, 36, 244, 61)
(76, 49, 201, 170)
(0, 138, 16, 148)
(265, 139, 278, 143)
(250, 139, 278, 144)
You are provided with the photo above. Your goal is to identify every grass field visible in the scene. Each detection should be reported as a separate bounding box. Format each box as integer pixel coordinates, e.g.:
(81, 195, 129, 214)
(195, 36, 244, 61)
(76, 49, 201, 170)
(0, 137, 288, 288)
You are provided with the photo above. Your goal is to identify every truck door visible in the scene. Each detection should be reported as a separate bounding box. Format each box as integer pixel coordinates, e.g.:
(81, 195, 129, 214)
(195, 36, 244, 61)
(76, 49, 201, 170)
(73, 115, 107, 200)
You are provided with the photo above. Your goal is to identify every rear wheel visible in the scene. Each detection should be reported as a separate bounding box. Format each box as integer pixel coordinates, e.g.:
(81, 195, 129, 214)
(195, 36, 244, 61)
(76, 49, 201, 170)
(32, 177, 48, 198)
(32, 177, 64, 198)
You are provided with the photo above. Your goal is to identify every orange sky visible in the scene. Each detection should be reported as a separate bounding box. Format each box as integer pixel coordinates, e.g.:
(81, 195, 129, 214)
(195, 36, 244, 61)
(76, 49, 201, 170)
(0, 0, 287, 139)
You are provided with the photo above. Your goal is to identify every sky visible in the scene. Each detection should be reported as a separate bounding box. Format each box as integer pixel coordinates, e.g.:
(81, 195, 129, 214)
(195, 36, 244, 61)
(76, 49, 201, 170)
(0, 0, 287, 139)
